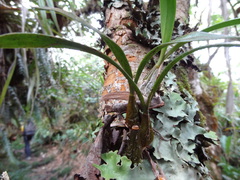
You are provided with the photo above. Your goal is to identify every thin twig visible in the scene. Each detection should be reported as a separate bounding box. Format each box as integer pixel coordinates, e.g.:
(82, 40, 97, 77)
(118, 129, 128, 155)
(144, 150, 166, 180)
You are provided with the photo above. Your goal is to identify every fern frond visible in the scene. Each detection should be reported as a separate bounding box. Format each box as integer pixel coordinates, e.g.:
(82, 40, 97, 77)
(16, 55, 26, 78)
(8, 86, 25, 117)
(0, 128, 20, 165)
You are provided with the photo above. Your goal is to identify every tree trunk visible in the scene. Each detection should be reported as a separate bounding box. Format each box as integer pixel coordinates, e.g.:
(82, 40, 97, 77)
(176, 0, 190, 23)
(77, 1, 213, 179)
(221, 0, 234, 116)
(78, 3, 151, 179)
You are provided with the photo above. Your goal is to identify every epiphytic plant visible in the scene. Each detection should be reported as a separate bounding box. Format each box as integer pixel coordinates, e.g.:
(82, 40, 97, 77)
(1, 0, 240, 168)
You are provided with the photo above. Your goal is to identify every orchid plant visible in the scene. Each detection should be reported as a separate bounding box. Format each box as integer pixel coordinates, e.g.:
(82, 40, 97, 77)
(0, 0, 240, 164)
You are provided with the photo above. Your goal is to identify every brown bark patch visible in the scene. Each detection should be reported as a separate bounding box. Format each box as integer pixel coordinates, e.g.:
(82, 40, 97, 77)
(120, 19, 136, 26)
(103, 73, 116, 86)
(126, 55, 137, 62)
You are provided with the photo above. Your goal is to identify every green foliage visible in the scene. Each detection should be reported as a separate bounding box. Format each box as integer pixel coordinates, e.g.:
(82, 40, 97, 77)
(94, 151, 156, 180)
(158, 0, 176, 64)
(52, 54, 103, 109)
(11, 137, 25, 151)
(93, 151, 132, 180)
(218, 157, 240, 180)
(0, 60, 16, 107)
(36, 6, 133, 78)
(221, 135, 232, 156)
(30, 52, 103, 146)
(160, 0, 176, 45)
(1, 6, 239, 108)
(8, 165, 31, 180)
(211, 14, 224, 25)
(200, 71, 240, 179)
(202, 18, 240, 32)
(218, 122, 240, 179)
(0, 128, 20, 165)
(200, 72, 226, 98)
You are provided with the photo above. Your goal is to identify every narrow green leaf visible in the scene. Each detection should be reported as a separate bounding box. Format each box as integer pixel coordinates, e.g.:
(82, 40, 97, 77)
(220, 135, 232, 155)
(0, 60, 17, 107)
(35, 7, 133, 78)
(225, 136, 232, 155)
(160, 0, 176, 44)
(38, 0, 53, 35)
(101, 36, 133, 78)
(164, 42, 185, 60)
(0, 33, 144, 105)
(157, 0, 176, 66)
(33, 49, 40, 100)
(165, 31, 240, 60)
(46, 0, 61, 32)
(135, 31, 240, 84)
(134, 43, 169, 83)
(147, 43, 240, 105)
(164, 31, 240, 64)
(173, 31, 240, 43)
(201, 18, 240, 32)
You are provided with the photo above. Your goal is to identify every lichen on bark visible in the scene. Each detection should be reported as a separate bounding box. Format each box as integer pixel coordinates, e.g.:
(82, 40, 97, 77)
(79, 1, 217, 179)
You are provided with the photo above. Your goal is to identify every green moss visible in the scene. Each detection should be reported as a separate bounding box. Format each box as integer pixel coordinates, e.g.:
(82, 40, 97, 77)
(175, 68, 193, 95)
(174, 68, 207, 127)
(198, 111, 206, 127)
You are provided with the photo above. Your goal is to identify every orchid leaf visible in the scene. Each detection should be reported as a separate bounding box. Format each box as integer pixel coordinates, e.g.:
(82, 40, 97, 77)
(35, 7, 132, 78)
(160, 0, 176, 44)
(157, 0, 176, 65)
(134, 43, 169, 83)
(164, 18, 240, 62)
(201, 18, 240, 32)
(147, 43, 240, 105)
(173, 31, 240, 43)
(46, 0, 61, 32)
(164, 31, 240, 60)
(37, 0, 53, 35)
(136, 31, 240, 85)
(0, 33, 144, 105)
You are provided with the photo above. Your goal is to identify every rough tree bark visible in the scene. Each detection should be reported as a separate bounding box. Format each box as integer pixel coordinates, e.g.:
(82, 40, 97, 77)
(176, 0, 190, 23)
(221, 0, 234, 116)
(77, 0, 217, 179)
(78, 2, 151, 179)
